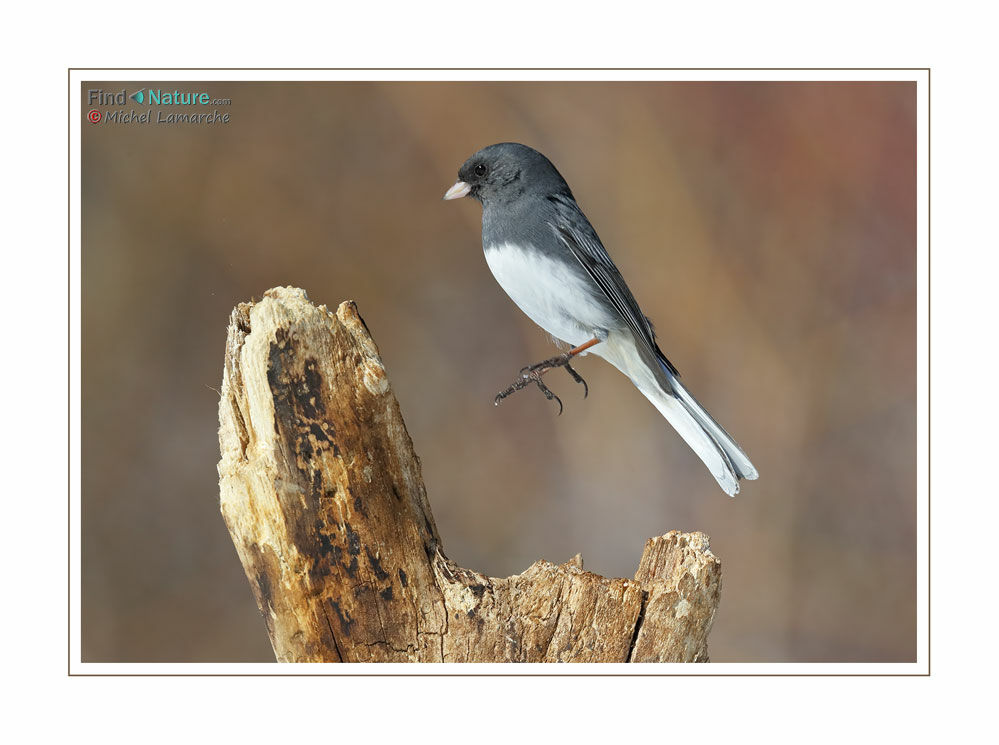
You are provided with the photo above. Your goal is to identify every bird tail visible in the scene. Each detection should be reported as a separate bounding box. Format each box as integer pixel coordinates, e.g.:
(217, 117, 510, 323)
(636, 368, 758, 497)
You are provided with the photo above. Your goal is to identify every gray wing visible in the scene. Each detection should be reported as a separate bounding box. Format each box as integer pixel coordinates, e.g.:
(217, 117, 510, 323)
(547, 194, 679, 377)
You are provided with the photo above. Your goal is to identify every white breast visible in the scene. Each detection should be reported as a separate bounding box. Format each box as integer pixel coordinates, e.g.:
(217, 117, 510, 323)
(483, 242, 614, 347)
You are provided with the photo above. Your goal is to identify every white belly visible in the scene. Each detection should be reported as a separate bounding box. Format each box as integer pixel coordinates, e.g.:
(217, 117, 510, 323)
(483, 242, 614, 346)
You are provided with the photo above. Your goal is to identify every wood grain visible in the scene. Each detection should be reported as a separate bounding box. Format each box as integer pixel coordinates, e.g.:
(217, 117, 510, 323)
(217, 287, 722, 663)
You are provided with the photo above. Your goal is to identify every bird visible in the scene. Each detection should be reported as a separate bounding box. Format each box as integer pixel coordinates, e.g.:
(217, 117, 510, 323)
(443, 142, 758, 497)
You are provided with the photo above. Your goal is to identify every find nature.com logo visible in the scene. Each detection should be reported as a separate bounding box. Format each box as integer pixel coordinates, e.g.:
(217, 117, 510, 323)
(86, 87, 231, 125)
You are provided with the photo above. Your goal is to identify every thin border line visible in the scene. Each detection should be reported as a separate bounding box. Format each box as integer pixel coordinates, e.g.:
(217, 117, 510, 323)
(926, 67, 931, 677)
(67, 66, 72, 678)
(68, 673, 927, 677)
(68, 68, 930, 677)
(71, 67, 927, 70)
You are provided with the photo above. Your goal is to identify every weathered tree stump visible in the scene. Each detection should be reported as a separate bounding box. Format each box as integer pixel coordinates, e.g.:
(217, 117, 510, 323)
(217, 287, 722, 662)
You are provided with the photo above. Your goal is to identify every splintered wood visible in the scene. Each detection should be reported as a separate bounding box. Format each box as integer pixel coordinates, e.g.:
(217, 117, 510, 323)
(217, 287, 722, 663)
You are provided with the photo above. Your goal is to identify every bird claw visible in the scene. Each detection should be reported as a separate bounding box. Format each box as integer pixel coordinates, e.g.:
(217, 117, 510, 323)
(563, 361, 588, 399)
(494, 353, 589, 415)
(534, 378, 564, 416)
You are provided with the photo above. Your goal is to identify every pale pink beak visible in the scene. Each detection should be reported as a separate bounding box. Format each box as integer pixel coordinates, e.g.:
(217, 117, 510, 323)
(443, 180, 472, 200)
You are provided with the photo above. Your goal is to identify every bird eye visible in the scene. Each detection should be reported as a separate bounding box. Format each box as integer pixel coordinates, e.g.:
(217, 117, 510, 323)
(474, 163, 487, 177)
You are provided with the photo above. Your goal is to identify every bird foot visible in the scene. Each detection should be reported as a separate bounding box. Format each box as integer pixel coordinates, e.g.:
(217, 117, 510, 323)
(494, 353, 588, 415)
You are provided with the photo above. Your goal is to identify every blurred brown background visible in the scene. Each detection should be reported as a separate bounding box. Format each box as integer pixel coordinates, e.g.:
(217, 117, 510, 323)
(81, 80, 915, 662)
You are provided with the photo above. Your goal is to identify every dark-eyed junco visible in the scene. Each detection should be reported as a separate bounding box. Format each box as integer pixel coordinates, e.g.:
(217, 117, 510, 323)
(444, 142, 757, 496)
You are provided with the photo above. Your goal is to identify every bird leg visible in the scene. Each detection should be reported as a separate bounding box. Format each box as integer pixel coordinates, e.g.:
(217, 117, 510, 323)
(494, 338, 600, 415)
